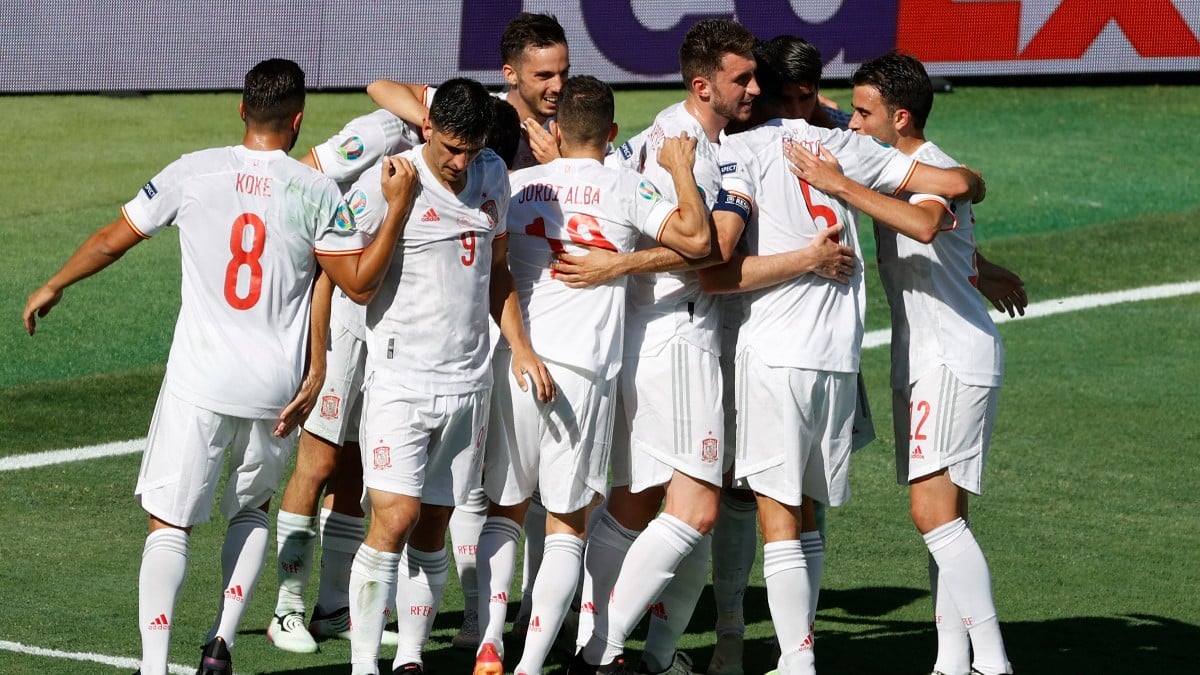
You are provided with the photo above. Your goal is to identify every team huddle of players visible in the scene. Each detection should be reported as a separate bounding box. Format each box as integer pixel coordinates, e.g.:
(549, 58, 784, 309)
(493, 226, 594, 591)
(22, 11, 1029, 675)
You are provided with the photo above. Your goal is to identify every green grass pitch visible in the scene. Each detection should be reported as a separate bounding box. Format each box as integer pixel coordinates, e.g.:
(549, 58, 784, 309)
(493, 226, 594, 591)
(1, 85, 1198, 674)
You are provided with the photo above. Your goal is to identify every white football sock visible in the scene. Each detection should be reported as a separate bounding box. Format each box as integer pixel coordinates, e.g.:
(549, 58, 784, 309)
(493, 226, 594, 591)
(392, 545, 449, 668)
(349, 543, 401, 673)
(450, 488, 488, 623)
(518, 495, 547, 624)
(475, 516, 522, 653)
(577, 509, 639, 655)
(929, 552, 971, 675)
(316, 508, 365, 613)
(800, 531, 825, 623)
(209, 507, 270, 648)
(763, 540, 815, 674)
(711, 493, 757, 636)
(138, 528, 189, 675)
(274, 510, 318, 615)
(643, 533, 711, 672)
(585, 513, 701, 666)
(515, 533, 585, 674)
(923, 518, 1010, 675)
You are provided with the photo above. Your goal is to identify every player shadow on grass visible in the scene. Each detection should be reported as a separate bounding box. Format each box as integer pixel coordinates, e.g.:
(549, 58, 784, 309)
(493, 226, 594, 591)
(259, 592, 1200, 674)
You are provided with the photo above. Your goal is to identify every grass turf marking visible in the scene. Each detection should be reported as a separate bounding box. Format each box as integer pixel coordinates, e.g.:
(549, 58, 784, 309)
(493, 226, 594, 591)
(0, 639, 195, 674)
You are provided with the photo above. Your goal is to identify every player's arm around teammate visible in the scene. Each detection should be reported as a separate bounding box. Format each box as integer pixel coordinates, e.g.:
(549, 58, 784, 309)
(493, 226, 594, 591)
(490, 233, 556, 403)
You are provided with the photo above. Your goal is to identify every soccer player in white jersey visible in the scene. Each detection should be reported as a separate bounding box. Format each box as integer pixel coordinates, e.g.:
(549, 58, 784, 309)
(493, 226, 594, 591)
(841, 52, 1021, 675)
(558, 19, 766, 675)
(706, 35, 871, 675)
(267, 94, 523, 655)
(266, 98, 426, 655)
(22, 59, 418, 675)
(698, 89, 984, 674)
(345, 78, 553, 675)
(365, 14, 572, 646)
(470, 74, 711, 675)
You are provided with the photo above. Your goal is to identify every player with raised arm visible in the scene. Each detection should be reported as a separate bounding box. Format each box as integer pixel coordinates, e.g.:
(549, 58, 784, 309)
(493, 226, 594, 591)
(697, 64, 984, 672)
(267, 90, 522, 657)
(470, 74, 710, 675)
(345, 78, 553, 675)
(816, 51, 1020, 675)
(266, 85, 427, 656)
(22, 59, 417, 675)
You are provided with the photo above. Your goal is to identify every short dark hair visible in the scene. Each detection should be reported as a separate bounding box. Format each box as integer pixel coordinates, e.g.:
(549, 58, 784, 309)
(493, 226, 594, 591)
(487, 98, 522, 169)
(556, 75, 614, 147)
(429, 78, 496, 146)
(752, 35, 824, 112)
(852, 51, 934, 130)
(242, 58, 305, 130)
(500, 12, 567, 65)
(679, 19, 756, 85)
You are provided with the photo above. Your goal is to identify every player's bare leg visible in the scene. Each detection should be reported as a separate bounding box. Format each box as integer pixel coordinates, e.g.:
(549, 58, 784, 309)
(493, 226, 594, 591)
(349, 490, 421, 675)
(912, 471, 1010, 675)
(138, 517, 193, 675)
(392, 504, 454, 672)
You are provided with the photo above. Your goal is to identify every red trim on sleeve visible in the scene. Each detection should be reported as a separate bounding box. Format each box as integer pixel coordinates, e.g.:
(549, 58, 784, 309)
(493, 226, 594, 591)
(892, 160, 918, 196)
(120, 207, 151, 239)
(308, 148, 324, 173)
(655, 207, 682, 243)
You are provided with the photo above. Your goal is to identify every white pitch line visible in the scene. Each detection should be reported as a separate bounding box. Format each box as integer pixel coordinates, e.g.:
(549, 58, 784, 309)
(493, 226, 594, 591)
(3, 280, 1200, 475)
(0, 279, 1198, 670)
(0, 437, 144, 472)
(0, 639, 195, 674)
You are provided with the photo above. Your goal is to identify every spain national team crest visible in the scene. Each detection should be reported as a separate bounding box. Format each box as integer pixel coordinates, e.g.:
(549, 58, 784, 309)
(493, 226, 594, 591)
(700, 436, 719, 464)
(338, 136, 365, 160)
(373, 445, 392, 470)
(320, 394, 341, 420)
(480, 199, 498, 227)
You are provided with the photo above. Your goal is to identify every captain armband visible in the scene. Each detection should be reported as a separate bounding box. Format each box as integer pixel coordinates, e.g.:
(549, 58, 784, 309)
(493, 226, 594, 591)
(712, 189, 751, 222)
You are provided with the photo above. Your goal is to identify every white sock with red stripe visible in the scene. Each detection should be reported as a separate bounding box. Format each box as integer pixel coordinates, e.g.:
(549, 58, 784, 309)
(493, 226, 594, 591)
(274, 510, 318, 615)
(475, 516, 522, 656)
(517, 496, 547, 625)
(800, 530, 825, 621)
(209, 507, 270, 648)
(515, 533, 585, 674)
(138, 528, 189, 675)
(643, 533, 711, 672)
(923, 518, 1011, 675)
(763, 540, 815, 674)
(930, 551, 971, 675)
(577, 509, 639, 655)
(450, 488, 488, 625)
(392, 545, 449, 668)
(584, 513, 701, 666)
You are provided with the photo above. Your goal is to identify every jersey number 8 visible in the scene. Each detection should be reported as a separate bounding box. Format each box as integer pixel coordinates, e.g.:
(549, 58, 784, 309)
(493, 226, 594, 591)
(224, 213, 266, 310)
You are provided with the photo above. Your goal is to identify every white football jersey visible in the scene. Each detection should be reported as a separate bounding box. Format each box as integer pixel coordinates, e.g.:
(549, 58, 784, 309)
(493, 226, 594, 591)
(877, 140, 1003, 388)
(719, 118, 915, 373)
(358, 145, 511, 394)
(606, 102, 723, 357)
(506, 157, 680, 379)
(308, 110, 423, 340)
(122, 146, 362, 418)
(308, 109, 424, 193)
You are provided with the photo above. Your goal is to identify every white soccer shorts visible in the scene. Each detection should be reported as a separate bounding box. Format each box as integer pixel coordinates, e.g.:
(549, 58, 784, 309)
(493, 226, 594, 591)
(892, 365, 999, 495)
(301, 317, 366, 446)
(733, 348, 856, 508)
(136, 384, 293, 527)
(611, 340, 725, 493)
(484, 350, 615, 514)
(358, 369, 488, 507)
